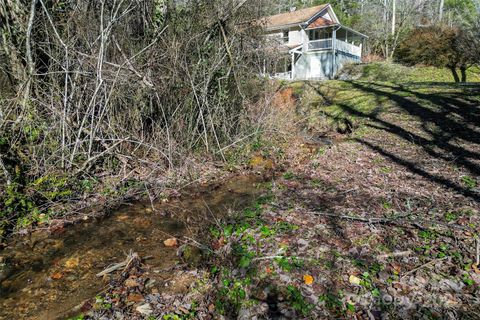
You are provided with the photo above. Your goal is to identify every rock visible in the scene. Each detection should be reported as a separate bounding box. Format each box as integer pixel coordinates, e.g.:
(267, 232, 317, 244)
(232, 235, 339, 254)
(297, 239, 309, 247)
(164, 238, 178, 247)
(382, 294, 393, 304)
(237, 307, 252, 320)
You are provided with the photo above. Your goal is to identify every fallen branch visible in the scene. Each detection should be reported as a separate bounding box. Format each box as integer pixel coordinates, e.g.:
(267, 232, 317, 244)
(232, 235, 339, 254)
(476, 237, 479, 266)
(302, 208, 471, 235)
(96, 260, 127, 277)
(378, 250, 413, 260)
(401, 256, 449, 279)
(75, 139, 126, 175)
(96, 252, 141, 277)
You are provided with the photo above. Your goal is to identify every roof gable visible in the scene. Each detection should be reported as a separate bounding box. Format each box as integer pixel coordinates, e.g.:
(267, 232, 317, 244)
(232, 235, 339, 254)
(262, 4, 336, 30)
(306, 16, 336, 29)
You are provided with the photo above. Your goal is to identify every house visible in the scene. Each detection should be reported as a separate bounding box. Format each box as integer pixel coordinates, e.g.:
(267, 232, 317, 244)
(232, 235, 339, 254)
(261, 4, 367, 80)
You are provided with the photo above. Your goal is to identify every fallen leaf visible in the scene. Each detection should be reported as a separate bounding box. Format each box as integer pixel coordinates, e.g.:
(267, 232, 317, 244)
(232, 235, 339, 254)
(390, 263, 402, 273)
(164, 238, 178, 247)
(303, 274, 314, 285)
(116, 215, 129, 221)
(51, 272, 63, 280)
(178, 306, 189, 314)
(125, 278, 139, 287)
(265, 266, 272, 274)
(65, 257, 79, 269)
(127, 293, 144, 303)
(136, 303, 152, 316)
(473, 263, 480, 274)
(349, 275, 361, 285)
(212, 237, 225, 250)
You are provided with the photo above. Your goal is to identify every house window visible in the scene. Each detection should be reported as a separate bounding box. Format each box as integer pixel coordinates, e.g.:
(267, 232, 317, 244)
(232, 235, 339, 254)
(283, 30, 289, 43)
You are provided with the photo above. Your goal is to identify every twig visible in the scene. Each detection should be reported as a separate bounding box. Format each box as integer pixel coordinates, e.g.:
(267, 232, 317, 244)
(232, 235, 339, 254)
(144, 183, 156, 213)
(75, 139, 126, 175)
(476, 237, 479, 266)
(183, 236, 214, 253)
(122, 252, 140, 273)
(401, 256, 448, 279)
(303, 208, 470, 234)
(378, 250, 412, 260)
(219, 23, 245, 101)
(96, 252, 143, 277)
(252, 255, 285, 261)
(96, 260, 128, 277)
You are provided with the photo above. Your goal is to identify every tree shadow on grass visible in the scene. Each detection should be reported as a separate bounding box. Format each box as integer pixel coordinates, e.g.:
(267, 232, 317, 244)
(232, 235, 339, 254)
(331, 81, 480, 202)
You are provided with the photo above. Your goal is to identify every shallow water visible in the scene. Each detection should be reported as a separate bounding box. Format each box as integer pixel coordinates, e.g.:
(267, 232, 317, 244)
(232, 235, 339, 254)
(0, 174, 265, 320)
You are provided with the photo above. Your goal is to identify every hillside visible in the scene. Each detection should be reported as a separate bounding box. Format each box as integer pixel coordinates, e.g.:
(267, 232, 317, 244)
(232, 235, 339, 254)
(56, 63, 479, 319)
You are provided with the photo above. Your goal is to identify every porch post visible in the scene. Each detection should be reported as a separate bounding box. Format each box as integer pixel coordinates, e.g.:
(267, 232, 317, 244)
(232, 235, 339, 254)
(291, 52, 295, 79)
(332, 27, 337, 78)
(301, 28, 308, 52)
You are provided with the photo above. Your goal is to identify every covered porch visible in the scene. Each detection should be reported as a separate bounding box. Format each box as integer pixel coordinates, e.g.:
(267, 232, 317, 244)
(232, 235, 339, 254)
(305, 25, 366, 57)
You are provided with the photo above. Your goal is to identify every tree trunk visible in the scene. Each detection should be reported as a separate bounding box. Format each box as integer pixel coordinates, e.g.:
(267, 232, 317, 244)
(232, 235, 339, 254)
(460, 66, 467, 82)
(449, 66, 460, 82)
(439, 0, 444, 22)
(391, 0, 396, 36)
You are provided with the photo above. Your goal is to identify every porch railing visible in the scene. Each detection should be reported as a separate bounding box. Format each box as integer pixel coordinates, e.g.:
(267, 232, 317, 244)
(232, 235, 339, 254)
(307, 39, 333, 51)
(273, 71, 292, 80)
(307, 38, 361, 57)
(335, 39, 362, 56)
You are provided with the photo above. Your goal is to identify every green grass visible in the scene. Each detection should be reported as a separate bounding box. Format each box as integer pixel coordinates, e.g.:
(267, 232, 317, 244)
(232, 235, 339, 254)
(284, 62, 480, 133)
(344, 62, 480, 83)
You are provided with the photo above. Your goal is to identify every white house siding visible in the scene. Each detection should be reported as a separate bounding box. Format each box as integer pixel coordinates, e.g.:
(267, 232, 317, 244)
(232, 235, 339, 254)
(293, 51, 361, 80)
(266, 31, 284, 40)
(288, 27, 302, 46)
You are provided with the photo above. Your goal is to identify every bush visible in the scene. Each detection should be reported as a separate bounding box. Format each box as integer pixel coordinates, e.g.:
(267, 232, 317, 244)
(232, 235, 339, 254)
(396, 25, 476, 82)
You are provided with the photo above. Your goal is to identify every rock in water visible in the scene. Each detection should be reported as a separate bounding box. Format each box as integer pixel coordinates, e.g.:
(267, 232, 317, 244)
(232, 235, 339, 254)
(164, 238, 178, 247)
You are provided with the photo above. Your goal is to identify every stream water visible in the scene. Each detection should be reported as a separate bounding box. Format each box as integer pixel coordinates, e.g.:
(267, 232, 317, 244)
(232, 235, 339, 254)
(0, 174, 266, 320)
